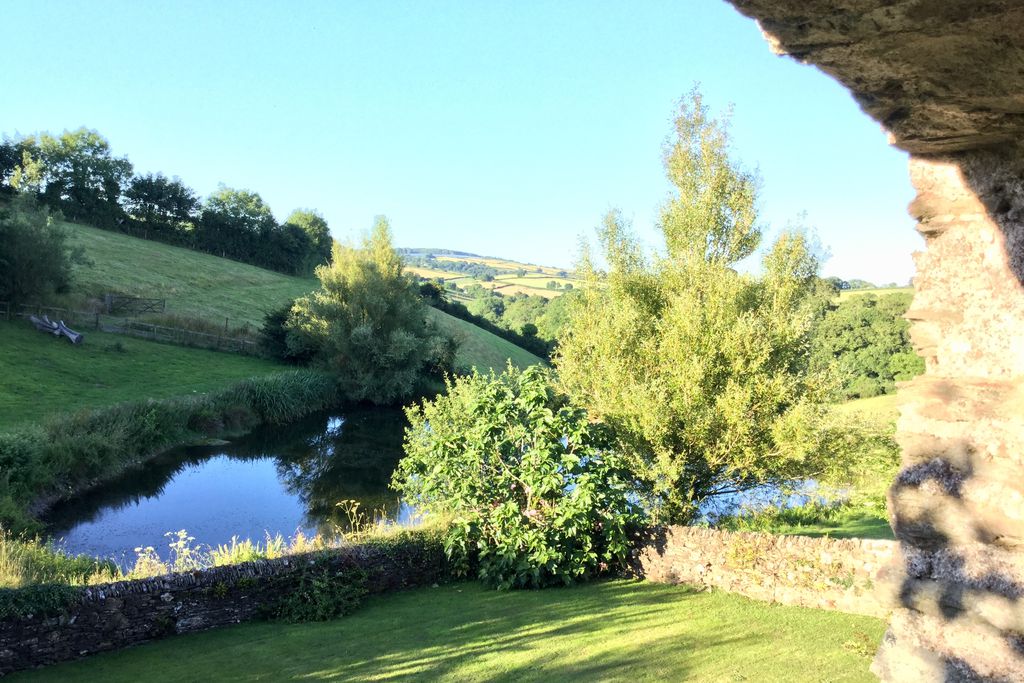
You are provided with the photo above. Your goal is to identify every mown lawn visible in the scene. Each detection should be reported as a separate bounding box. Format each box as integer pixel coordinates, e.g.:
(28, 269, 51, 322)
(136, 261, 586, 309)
(15, 580, 884, 682)
(0, 322, 284, 428)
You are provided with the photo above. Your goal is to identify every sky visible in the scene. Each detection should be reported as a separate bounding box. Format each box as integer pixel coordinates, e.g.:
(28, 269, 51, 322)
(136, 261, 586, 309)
(2, 0, 921, 284)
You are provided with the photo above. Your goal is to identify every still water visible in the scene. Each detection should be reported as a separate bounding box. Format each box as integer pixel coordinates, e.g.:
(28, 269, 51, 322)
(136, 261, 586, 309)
(44, 408, 416, 566)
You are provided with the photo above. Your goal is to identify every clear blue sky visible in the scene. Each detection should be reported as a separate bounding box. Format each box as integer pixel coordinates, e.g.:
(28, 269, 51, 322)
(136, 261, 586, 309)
(3, 0, 920, 284)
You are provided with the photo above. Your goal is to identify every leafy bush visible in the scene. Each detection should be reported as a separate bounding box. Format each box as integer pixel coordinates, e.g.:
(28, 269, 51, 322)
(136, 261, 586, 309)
(393, 366, 645, 589)
(287, 217, 454, 404)
(271, 560, 368, 623)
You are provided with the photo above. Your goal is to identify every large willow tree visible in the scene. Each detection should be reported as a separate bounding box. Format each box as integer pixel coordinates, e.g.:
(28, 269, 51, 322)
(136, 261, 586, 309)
(556, 90, 853, 523)
(286, 216, 452, 404)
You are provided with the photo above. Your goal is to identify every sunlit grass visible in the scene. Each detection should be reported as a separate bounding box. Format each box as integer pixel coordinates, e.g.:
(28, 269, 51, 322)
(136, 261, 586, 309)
(0, 322, 285, 428)
(17, 580, 885, 682)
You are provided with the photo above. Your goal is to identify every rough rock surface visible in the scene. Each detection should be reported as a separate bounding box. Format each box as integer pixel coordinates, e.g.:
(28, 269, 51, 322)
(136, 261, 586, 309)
(725, 1, 1024, 680)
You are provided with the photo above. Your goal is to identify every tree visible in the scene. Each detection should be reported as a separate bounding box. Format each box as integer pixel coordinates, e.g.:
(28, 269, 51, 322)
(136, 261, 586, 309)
(810, 292, 923, 399)
(284, 209, 333, 273)
(195, 186, 277, 263)
(13, 129, 133, 228)
(123, 173, 199, 241)
(0, 195, 79, 306)
(556, 92, 846, 523)
(286, 216, 454, 404)
(393, 366, 644, 589)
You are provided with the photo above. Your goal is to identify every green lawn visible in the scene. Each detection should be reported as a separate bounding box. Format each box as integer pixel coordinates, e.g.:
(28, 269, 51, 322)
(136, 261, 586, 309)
(0, 322, 284, 428)
(62, 221, 543, 372)
(15, 581, 884, 682)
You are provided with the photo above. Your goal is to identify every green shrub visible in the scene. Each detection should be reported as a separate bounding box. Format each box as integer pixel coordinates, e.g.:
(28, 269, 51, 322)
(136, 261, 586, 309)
(271, 560, 368, 623)
(393, 366, 645, 589)
(0, 583, 80, 620)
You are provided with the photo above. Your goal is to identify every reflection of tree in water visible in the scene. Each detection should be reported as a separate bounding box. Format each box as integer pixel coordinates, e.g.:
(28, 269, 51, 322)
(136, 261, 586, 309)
(272, 408, 408, 534)
(43, 408, 409, 538)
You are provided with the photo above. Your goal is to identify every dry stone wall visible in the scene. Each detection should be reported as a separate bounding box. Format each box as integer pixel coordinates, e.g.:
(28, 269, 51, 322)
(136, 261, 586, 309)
(0, 533, 450, 677)
(634, 526, 899, 618)
(724, 2, 1024, 679)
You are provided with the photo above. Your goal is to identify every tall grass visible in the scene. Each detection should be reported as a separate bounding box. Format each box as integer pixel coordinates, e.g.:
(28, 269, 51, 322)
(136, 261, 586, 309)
(0, 533, 119, 589)
(0, 370, 339, 532)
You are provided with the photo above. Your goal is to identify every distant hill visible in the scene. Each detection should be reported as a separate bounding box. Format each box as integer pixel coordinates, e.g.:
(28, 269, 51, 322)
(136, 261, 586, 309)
(399, 248, 581, 301)
(59, 221, 545, 371)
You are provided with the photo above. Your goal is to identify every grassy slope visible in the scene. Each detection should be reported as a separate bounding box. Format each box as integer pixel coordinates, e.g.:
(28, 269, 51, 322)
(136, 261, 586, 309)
(17, 581, 884, 683)
(0, 323, 284, 428)
(428, 308, 543, 371)
(65, 221, 317, 328)
(63, 221, 543, 371)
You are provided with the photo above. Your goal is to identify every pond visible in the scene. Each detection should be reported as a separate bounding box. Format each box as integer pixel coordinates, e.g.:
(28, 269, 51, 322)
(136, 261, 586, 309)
(43, 408, 416, 567)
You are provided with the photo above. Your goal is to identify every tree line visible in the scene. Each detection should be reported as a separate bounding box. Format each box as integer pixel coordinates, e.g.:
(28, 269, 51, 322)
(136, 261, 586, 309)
(0, 128, 332, 276)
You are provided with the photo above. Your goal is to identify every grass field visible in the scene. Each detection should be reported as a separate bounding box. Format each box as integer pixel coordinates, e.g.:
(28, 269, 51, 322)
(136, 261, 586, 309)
(833, 393, 899, 425)
(0, 322, 285, 428)
(838, 287, 913, 301)
(64, 222, 317, 329)
(15, 580, 884, 682)
(60, 222, 543, 372)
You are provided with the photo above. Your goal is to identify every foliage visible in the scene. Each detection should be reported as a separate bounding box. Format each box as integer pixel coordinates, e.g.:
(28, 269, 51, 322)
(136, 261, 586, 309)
(0, 194, 80, 306)
(1, 127, 333, 276)
(122, 173, 199, 243)
(427, 295, 553, 360)
(287, 217, 454, 404)
(9, 128, 132, 229)
(0, 532, 118, 589)
(556, 91, 852, 524)
(811, 292, 923, 399)
(393, 366, 644, 589)
(271, 560, 368, 623)
(0, 582, 80, 620)
(284, 209, 334, 274)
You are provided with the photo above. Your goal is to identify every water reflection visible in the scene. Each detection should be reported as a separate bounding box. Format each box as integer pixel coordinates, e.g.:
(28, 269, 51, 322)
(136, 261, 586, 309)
(43, 408, 413, 564)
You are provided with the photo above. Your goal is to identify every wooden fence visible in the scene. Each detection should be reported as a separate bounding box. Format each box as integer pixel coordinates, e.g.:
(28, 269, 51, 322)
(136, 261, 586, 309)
(3, 303, 259, 356)
(104, 294, 166, 316)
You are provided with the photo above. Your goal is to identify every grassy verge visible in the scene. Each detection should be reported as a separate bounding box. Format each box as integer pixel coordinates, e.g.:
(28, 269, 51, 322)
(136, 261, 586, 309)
(0, 322, 286, 428)
(716, 502, 894, 540)
(14, 580, 884, 682)
(0, 370, 339, 532)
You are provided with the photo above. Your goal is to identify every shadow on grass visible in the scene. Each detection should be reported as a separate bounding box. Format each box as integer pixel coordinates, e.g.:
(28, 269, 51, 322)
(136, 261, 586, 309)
(17, 580, 883, 682)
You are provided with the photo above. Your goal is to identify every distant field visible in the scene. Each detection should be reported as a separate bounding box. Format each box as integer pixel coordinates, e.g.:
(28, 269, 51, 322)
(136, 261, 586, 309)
(833, 393, 899, 425)
(405, 250, 582, 299)
(838, 287, 913, 301)
(0, 322, 284, 428)
(61, 222, 542, 373)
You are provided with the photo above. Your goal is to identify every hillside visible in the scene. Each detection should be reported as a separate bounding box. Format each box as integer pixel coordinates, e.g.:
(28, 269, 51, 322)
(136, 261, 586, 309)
(61, 222, 544, 371)
(401, 248, 582, 301)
